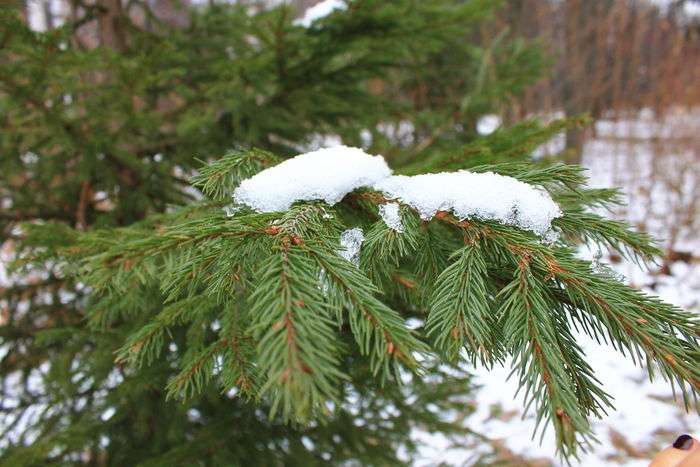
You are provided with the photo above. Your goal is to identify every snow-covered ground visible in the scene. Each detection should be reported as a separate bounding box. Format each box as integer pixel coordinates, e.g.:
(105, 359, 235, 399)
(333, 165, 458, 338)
(415, 111, 699, 466)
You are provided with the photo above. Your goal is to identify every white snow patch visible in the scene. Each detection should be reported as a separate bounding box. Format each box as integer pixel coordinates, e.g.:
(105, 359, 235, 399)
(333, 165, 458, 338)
(338, 228, 364, 265)
(467, 330, 700, 467)
(477, 114, 501, 135)
(100, 407, 116, 422)
(234, 146, 560, 238)
(294, 0, 347, 27)
(374, 171, 562, 236)
(378, 120, 415, 147)
(233, 146, 391, 212)
(302, 133, 343, 152)
(222, 204, 241, 217)
(378, 203, 404, 232)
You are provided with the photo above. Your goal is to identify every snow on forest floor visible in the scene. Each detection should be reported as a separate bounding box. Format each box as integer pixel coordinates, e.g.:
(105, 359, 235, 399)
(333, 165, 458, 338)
(414, 110, 700, 466)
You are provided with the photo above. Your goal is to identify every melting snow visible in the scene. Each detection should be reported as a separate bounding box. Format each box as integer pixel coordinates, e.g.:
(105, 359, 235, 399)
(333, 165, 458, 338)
(378, 203, 404, 232)
(294, 0, 347, 28)
(374, 171, 561, 236)
(233, 146, 390, 212)
(338, 228, 364, 265)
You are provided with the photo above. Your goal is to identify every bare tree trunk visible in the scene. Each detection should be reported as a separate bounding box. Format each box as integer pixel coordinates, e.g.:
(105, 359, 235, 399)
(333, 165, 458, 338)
(42, 0, 54, 29)
(19, 0, 30, 23)
(561, 0, 587, 163)
(97, 0, 126, 51)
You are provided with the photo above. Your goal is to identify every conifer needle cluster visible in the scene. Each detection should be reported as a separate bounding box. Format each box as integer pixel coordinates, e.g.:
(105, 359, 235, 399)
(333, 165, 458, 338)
(41, 147, 700, 460)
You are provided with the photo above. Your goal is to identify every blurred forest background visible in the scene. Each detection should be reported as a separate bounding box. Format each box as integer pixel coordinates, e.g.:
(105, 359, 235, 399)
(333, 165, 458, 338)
(20, 0, 700, 155)
(1, 0, 698, 465)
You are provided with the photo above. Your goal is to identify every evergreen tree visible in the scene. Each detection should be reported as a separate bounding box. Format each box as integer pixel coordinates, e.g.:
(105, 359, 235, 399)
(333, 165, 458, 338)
(2, 1, 696, 466)
(0, 1, 547, 464)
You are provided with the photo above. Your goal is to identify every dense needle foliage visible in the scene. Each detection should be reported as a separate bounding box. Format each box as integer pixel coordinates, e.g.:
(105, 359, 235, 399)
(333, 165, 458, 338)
(47, 148, 699, 462)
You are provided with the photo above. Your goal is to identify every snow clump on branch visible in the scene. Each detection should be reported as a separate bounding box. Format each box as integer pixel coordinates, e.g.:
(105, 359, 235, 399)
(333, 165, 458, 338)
(233, 146, 391, 212)
(374, 172, 562, 237)
(378, 203, 404, 233)
(294, 0, 347, 28)
(338, 228, 365, 265)
(233, 145, 561, 237)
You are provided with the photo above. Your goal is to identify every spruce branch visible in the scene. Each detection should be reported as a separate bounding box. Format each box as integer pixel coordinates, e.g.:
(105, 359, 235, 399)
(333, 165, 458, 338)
(167, 340, 226, 401)
(35, 147, 699, 460)
(219, 303, 260, 398)
(411, 220, 454, 295)
(248, 243, 347, 421)
(305, 241, 428, 376)
(360, 205, 420, 285)
(543, 251, 700, 403)
(191, 148, 281, 201)
(115, 296, 209, 367)
(346, 176, 697, 458)
(553, 210, 660, 262)
(470, 161, 587, 192)
(427, 243, 496, 364)
(408, 116, 590, 174)
(498, 261, 613, 458)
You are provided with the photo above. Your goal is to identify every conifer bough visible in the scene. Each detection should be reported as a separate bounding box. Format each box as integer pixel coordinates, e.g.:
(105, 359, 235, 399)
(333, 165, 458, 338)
(59, 146, 699, 460)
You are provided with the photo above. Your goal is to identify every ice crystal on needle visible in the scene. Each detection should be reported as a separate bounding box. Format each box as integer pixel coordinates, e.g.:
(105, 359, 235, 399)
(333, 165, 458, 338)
(379, 203, 404, 232)
(338, 228, 364, 265)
